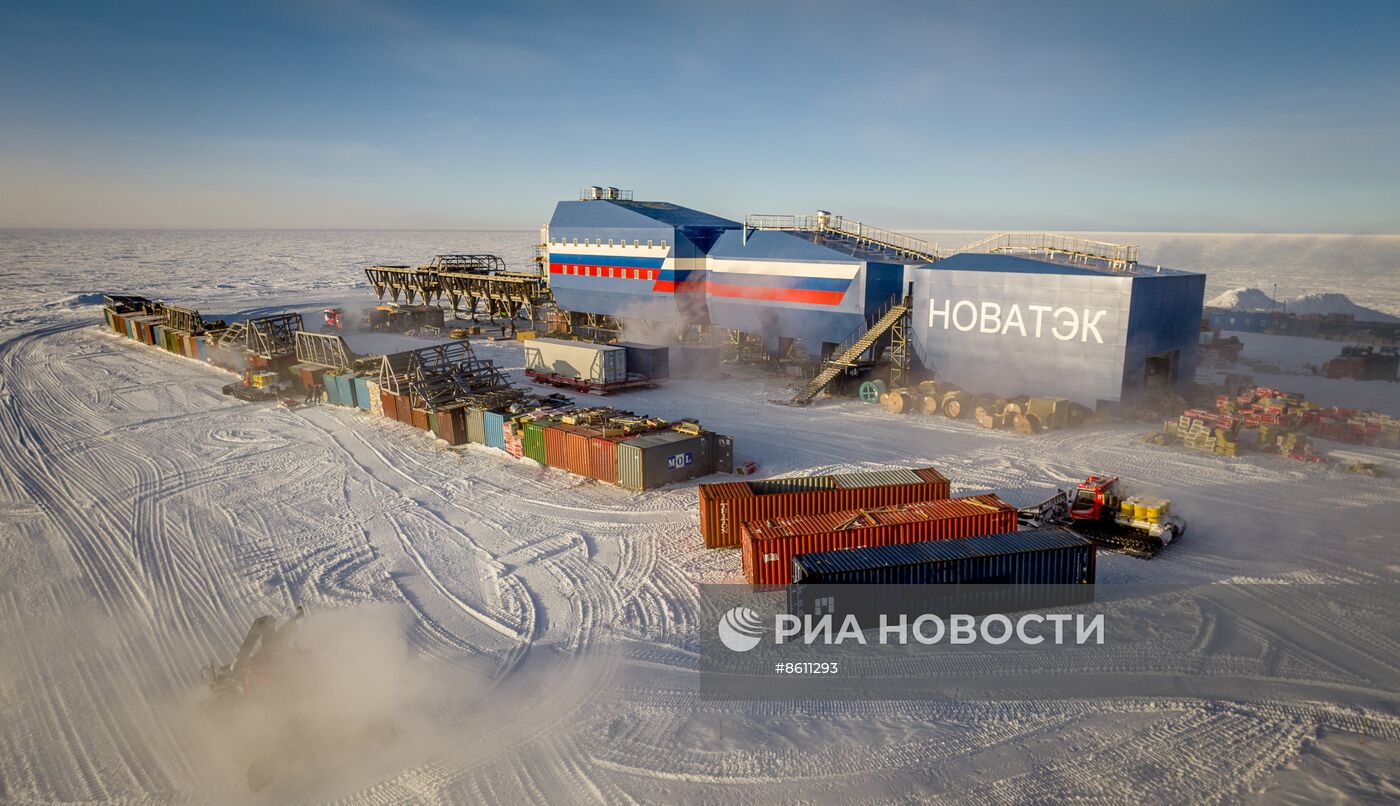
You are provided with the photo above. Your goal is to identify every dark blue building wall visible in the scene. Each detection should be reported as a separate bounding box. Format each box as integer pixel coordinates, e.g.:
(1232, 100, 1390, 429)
(1122, 271, 1206, 401)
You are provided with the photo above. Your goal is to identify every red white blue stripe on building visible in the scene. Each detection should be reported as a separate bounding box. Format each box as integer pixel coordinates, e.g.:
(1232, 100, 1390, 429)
(549, 253, 851, 306)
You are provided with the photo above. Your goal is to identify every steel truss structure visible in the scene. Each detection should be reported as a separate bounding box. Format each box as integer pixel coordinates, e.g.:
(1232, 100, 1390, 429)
(293, 331, 356, 370)
(364, 255, 553, 329)
(244, 313, 303, 359)
(376, 340, 515, 409)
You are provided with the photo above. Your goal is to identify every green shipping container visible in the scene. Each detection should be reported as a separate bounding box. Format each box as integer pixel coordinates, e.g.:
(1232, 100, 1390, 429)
(521, 419, 554, 464)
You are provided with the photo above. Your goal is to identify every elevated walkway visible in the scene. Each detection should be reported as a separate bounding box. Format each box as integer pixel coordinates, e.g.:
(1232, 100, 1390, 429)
(951, 232, 1140, 271)
(744, 213, 941, 263)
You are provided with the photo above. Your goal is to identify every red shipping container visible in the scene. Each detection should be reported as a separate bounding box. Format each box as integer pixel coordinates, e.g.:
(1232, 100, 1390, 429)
(700, 467, 950, 549)
(589, 435, 621, 484)
(434, 405, 467, 445)
(411, 407, 431, 430)
(739, 493, 1016, 585)
(395, 394, 415, 424)
(380, 389, 399, 421)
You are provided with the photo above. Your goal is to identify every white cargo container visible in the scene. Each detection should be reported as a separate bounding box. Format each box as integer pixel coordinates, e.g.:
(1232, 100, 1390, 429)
(523, 338, 627, 384)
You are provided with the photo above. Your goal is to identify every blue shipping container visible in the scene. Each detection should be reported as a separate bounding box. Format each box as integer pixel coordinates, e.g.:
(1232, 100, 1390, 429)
(483, 411, 506, 450)
(323, 372, 343, 405)
(353, 376, 372, 411)
(791, 527, 1095, 585)
(334, 373, 358, 407)
(615, 342, 670, 380)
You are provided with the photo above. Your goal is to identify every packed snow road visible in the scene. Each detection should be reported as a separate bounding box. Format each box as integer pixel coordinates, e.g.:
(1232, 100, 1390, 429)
(1, 311, 1398, 802)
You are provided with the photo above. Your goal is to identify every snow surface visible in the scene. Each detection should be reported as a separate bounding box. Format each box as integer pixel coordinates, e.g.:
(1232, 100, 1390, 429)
(1206, 287, 1400, 323)
(1, 229, 1399, 802)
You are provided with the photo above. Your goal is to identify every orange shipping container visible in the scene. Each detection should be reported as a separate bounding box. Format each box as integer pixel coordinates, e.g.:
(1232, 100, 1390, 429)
(543, 424, 570, 470)
(589, 435, 621, 484)
(699, 467, 950, 549)
(559, 424, 598, 477)
(739, 493, 1016, 585)
(411, 407, 431, 430)
(380, 389, 399, 421)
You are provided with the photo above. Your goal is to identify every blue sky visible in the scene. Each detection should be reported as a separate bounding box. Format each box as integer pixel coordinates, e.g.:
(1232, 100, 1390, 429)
(1, 0, 1397, 232)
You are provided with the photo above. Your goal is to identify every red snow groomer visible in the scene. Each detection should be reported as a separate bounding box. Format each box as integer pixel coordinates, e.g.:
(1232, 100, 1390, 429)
(1018, 474, 1186, 558)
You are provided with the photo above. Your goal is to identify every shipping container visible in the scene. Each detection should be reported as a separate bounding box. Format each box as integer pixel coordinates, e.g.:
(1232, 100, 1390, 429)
(353, 376, 372, 411)
(323, 371, 344, 405)
(523, 338, 626, 383)
(337, 372, 361, 408)
(543, 424, 570, 469)
(395, 394, 415, 425)
(428, 410, 438, 435)
(483, 410, 507, 450)
(617, 431, 712, 491)
(521, 419, 553, 463)
(411, 407, 431, 431)
(380, 388, 399, 421)
(791, 526, 1095, 585)
(545, 424, 596, 477)
(614, 342, 670, 380)
(699, 467, 950, 549)
(466, 407, 486, 444)
(433, 404, 467, 444)
(589, 435, 621, 483)
(787, 528, 1096, 622)
(739, 493, 1015, 585)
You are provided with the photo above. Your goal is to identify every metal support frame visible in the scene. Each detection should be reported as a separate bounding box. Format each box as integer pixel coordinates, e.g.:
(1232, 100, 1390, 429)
(365, 255, 551, 329)
(294, 331, 356, 369)
(888, 291, 913, 389)
(245, 313, 303, 359)
(565, 311, 623, 343)
(162, 305, 205, 335)
(376, 339, 515, 408)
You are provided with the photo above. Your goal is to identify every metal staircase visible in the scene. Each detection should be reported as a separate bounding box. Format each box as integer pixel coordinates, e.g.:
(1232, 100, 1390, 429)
(785, 294, 912, 406)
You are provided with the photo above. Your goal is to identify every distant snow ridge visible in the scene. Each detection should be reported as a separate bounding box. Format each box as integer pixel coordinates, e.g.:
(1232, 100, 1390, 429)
(1206, 287, 1399, 323)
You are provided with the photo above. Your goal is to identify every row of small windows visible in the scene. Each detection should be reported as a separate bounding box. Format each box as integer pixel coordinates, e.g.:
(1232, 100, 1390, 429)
(550, 237, 667, 249)
(557, 265, 659, 280)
